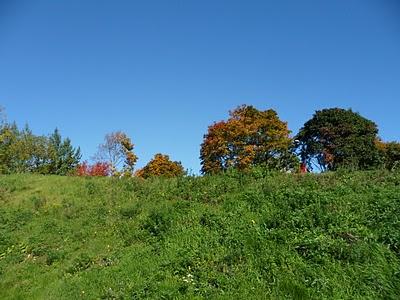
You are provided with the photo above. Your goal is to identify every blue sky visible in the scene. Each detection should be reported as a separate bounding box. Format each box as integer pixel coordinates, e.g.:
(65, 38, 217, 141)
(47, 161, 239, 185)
(1, 0, 399, 173)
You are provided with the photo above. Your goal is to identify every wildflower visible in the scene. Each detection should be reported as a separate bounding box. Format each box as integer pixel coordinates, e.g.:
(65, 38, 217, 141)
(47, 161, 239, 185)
(182, 273, 194, 284)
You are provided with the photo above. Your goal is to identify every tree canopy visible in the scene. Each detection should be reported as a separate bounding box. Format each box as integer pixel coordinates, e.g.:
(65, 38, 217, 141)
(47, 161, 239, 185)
(76, 161, 111, 177)
(200, 105, 297, 174)
(0, 123, 80, 175)
(295, 108, 381, 171)
(1, 104, 399, 175)
(48, 129, 81, 175)
(136, 153, 185, 178)
(376, 140, 400, 170)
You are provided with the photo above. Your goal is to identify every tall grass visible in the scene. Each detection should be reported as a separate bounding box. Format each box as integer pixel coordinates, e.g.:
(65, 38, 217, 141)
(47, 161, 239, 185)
(0, 169, 399, 299)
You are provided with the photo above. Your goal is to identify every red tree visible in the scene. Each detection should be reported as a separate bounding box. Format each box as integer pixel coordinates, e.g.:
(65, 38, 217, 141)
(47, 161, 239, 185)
(76, 161, 111, 176)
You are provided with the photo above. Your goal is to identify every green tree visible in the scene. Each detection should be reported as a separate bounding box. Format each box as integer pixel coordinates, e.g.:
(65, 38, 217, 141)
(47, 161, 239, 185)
(200, 105, 297, 174)
(0, 107, 81, 175)
(295, 108, 381, 171)
(9, 125, 38, 173)
(47, 128, 81, 175)
(0, 122, 19, 173)
(25, 135, 51, 173)
(0, 123, 48, 174)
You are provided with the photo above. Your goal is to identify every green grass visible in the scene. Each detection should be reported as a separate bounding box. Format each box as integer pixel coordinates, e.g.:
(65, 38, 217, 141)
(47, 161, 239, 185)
(0, 169, 400, 299)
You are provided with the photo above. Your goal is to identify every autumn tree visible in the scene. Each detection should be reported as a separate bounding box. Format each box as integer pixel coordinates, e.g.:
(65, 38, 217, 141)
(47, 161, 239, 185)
(136, 153, 185, 178)
(95, 131, 138, 176)
(295, 108, 381, 171)
(200, 105, 296, 174)
(76, 161, 111, 176)
(376, 140, 400, 170)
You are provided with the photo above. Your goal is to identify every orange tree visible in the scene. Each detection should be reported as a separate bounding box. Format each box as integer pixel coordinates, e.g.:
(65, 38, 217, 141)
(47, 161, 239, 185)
(200, 105, 297, 174)
(136, 153, 185, 178)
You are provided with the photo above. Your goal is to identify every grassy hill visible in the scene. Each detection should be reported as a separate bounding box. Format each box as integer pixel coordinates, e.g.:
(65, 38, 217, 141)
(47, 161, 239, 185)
(0, 170, 399, 299)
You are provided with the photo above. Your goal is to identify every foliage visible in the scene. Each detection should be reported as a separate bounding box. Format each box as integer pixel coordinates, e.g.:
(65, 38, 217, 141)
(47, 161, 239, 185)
(9, 126, 50, 174)
(76, 161, 111, 176)
(136, 153, 185, 178)
(0, 170, 399, 299)
(0, 122, 80, 175)
(376, 140, 400, 170)
(0, 122, 19, 173)
(295, 108, 381, 171)
(200, 105, 297, 174)
(47, 129, 81, 175)
(0, 124, 46, 174)
(95, 131, 138, 176)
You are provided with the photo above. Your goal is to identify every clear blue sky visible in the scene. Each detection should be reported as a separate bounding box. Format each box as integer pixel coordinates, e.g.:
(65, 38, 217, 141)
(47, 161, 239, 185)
(1, 0, 399, 173)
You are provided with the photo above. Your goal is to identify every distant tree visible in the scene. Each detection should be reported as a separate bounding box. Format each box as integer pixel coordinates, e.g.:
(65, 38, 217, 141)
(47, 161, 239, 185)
(0, 123, 51, 174)
(376, 140, 400, 170)
(76, 163, 88, 176)
(76, 161, 111, 176)
(47, 128, 81, 175)
(0, 122, 19, 173)
(136, 153, 185, 178)
(295, 108, 381, 171)
(200, 105, 297, 174)
(0, 107, 81, 175)
(90, 161, 111, 176)
(10, 125, 49, 173)
(24, 134, 51, 173)
(95, 131, 138, 176)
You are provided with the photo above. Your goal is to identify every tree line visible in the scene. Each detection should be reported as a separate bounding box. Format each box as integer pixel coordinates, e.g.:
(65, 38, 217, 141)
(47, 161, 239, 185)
(201, 105, 400, 173)
(0, 105, 399, 177)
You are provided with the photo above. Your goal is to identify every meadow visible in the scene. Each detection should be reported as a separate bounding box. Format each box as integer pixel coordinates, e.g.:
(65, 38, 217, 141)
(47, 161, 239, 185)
(0, 169, 399, 299)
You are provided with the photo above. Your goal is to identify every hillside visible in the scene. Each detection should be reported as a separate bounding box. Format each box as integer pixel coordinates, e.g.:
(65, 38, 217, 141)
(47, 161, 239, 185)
(0, 170, 399, 299)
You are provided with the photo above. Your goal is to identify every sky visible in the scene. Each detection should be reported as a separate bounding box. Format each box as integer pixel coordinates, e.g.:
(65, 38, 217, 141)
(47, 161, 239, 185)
(1, 0, 399, 173)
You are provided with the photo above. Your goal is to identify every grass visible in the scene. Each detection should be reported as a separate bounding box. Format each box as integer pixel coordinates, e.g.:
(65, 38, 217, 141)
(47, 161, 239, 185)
(0, 169, 399, 299)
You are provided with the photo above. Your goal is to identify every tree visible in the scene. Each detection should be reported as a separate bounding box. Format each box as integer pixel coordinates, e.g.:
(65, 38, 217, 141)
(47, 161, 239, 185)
(0, 108, 81, 175)
(95, 131, 138, 176)
(136, 153, 185, 178)
(23, 134, 51, 173)
(47, 128, 81, 175)
(76, 161, 111, 176)
(295, 108, 381, 171)
(0, 107, 10, 173)
(0, 122, 19, 173)
(376, 140, 400, 170)
(200, 105, 296, 174)
(0, 123, 52, 174)
(10, 125, 50, 173)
